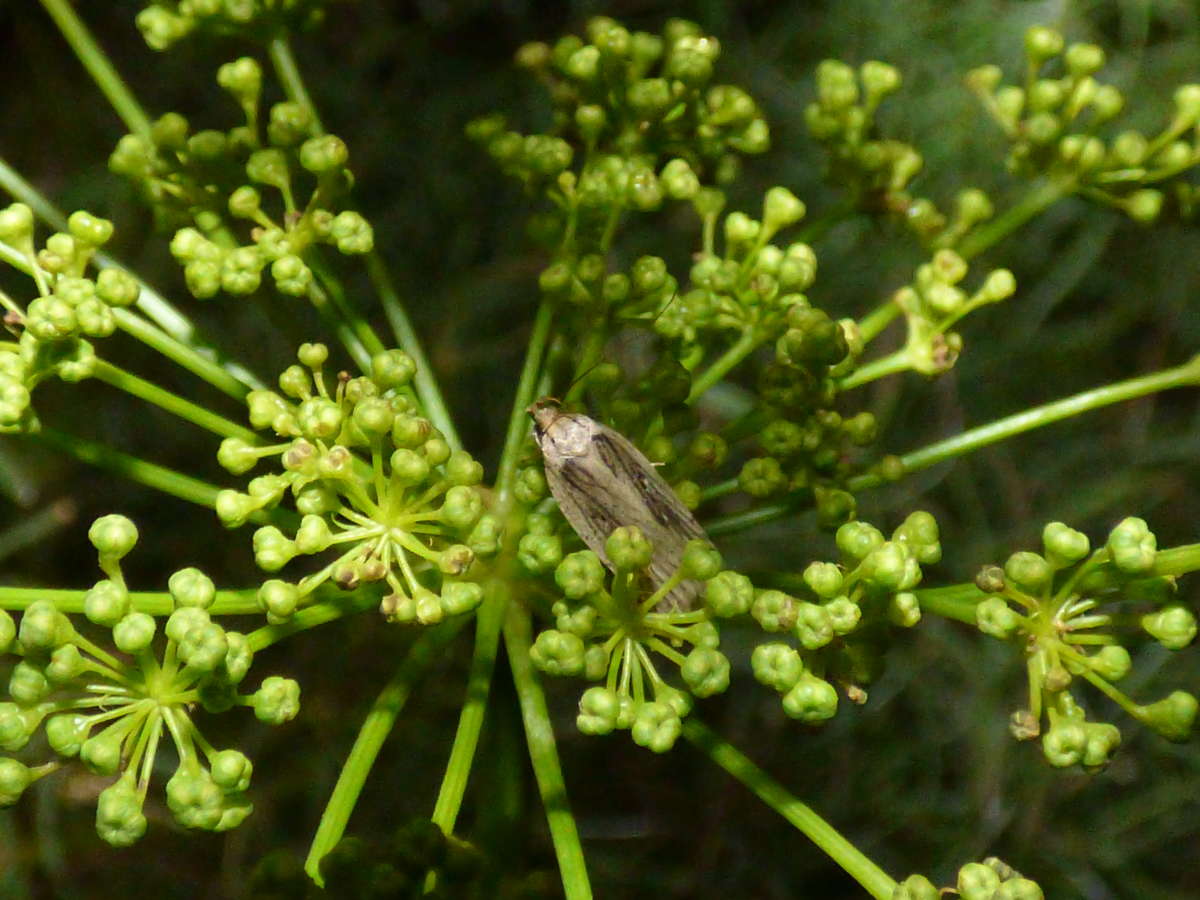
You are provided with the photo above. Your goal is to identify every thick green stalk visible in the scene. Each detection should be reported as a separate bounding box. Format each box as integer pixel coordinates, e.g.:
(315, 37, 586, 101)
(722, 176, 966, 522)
(39, 0, 152, 139)
(848, 354, 1200, 492)
(504, 601, 592, 900)
(304, 621, 464, 885)
(496, 301, 554, 507)
(429, 577, 507, 833)
(91, 359, 256, 441)
(683, 718, 895, 899)
(366, 253, 462, 451)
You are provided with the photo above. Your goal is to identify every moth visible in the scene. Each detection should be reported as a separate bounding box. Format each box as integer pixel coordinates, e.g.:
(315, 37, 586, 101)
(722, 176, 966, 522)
(529, 398, 708, 610)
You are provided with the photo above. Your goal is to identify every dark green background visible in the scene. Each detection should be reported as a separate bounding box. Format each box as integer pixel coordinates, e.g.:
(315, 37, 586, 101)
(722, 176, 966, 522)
(0, 1, 1198, 897)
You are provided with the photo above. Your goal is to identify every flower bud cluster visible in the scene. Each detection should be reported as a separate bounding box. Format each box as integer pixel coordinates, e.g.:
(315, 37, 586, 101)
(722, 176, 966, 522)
(973, 517, 1196, 769)
(896, 857, 1044, 900)
(967, 25, 1200, 223)
(216, 344, 495, 625)
(737, 512, 940, 723)
(893, 248, 1016, 376)
(109, 57, 371, 301)
(805, 59, 989, 246)
(471, 17, 767, 193)
(0, 515, 298, 846)
(0, 204, 143, 429)
(135, 0, 331, 51)
(529, 527, 730, 753)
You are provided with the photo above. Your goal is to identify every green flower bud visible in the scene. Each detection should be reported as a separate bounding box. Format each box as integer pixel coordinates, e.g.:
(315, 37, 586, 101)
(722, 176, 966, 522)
(681, 647, 730, 698)
(25, 296, 77, 341)
(46, 643, 84, 683)
(217, 55, 262, 103)
(1024, 25, 1064, 62)
(75, 297, 115, 337)
(1004, 551, 1052, 594)
(82, 580, 129, 627)
(762, 187, 805, 234)
(1041, 719, 1087, 767)
(703, 570, 753, 618)
(178, 621, 229, 672)
(513, 467, 547, 505)
(167, 567, 216, 610)
(518, 533, 563, 574)
(1173, 83, 1200, 125)
(782, 673, 838, 722)
(0, 203, 34, 243)
(258, 580, 299, 622)
(1106, 516, 1156, 574)
(113, 612, 156, 654)
(1090, 84, 1124, 122)
(861, 542, 918, 592)
(631, 701, 681, 753)
(165, 606, 208, 645)
(795, 602, 833, 649)
(677, 540, 721, 581)
(210, 748, 253, 794)
(9, 660, 50, 704)
(187, 129, 228, 161)
(738, 457, 787, 498)
(751, 642, 803, 692)
(95, 774, 147, 848)
(893, 511, 941, 564)
(444, 450, 484, 487)
(46, 713, 90, 757)
(752, 589, 796, 632)
(577, 686, 621, 735)
(271, 254, 313, 296)
(1080, 722, 1121, 771)
(836, 521, 884, 562)
(1064, 43, 1105, 77)
(723, 211, 759, 246)
(80, 725, 125, 776)
(329, 211, 374, 254)
(438, 544, 475, 576)
(1084, 645, 1129, 682)
(18, 599, 72, 652)
(889, 592, 921, 627)
(0, 758, 31, 808)
(555, 551, 606, 600)
(299, 135, 349, 175)
(252, 525, 297, 572)
(89, 514, 138, 559)
(367, 349, 415, 390)
(976, 597, 1020, 639)
(530, 629, 585, 677)
(0, 609, 13, 654)
(253, 675, 301, 724)
(267, 100, 312, 146)
(67, 210, 114, 246)
(85, 270, 130, 314)
(660, 159, 700, 199)
(215, 490, 257, 528)
(439, 582, 483, 617)
(823, 597, 859, 635)
(893, 873, 939, 900)
(1142, 605, 1197, 650)
(1124, 189, 1163, 225)
(957, 862, 1002, 900)
(605, 526, 654, 571)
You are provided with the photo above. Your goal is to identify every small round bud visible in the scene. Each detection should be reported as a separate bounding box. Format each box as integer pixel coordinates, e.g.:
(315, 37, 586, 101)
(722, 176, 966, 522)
(976, 597, 1020, 639)
(1138, 690, 1196, 742)
(680, 647, 730, 697)
(782, 673, 838, 723)
(169, 567, 216, 609)
(631, 701, 682, 753)
(1004, 551, 1052, 594)
(1142, 605, 1197, 650)
(89, 514, 138, 559)
(605, 526, 654, 571)
(253, 676, 301, 724)
(1064, 43, 1105, 77)
(577, 687, 621, 735)
(957, 861, 1002, 900)
(530, 629, 585, 677)
(113, 611, 156, 654)
(1024, 26, 1064, 62)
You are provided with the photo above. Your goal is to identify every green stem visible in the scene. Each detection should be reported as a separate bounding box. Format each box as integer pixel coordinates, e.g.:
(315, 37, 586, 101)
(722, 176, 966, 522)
(304, 620, 464, 886)
(306, 280, 373, 372)
(837, 348, 911, 391)
(912, 583, 986, 625)
(91, 359, 256, 441)
(0, 159, 265, 395)
(856, 178, 1075, 346)
(429, 578, 507, 834)
(848, 354, 1200, 492)
(246, 591, 386, 652)
(495, 301, 554, 508)
(503, 600, 592, 900)
(111, 308, 259, 399)
(39, 0, 152, 139)
(708, 356, 1200, 536)
(683, 718, 895, 899)
(366, 253, 462, 451)
(268, 36, 325, 134)
(31, 427, 227, 511)
(310, 260, 386, 357)
(0, 586, 260, 616)
(687, 328, 762, 404)
(955, 177, 1076, 260)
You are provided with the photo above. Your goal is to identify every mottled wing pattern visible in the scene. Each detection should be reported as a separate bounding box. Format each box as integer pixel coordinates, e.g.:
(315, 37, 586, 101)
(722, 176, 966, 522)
(541, 418, 707, 611)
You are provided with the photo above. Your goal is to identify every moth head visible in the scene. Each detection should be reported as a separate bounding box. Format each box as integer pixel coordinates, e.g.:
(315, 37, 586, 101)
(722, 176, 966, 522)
(527, 396, 564, 441)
